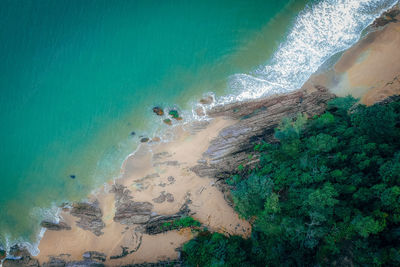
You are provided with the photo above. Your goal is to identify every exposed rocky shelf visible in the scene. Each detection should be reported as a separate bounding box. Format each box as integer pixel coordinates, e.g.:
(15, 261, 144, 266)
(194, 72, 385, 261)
(192, 86, 335, 204)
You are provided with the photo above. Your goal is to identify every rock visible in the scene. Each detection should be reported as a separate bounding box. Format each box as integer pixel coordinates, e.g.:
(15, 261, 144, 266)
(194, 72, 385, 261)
(191, 86, 335, 194)
(166, 193, 174, 203)
(144, 199, 192, 235)
(195, 107, 206, 117)
(152, 191, 174, 203)
(65, 260, 104, 267)
(111, 184, 153, 225)
(130, 131, 136, 136)
(167, 176, 175, 183)
(152, 191, 166, 203)
(152, 107, 164, 116)
(41, 257, 67, 267)
(3, 245, 39, 267)
(199, 95, 213, 105)
(3, 257, 39, 267)
(40, 221, 71, 231)
(8, 245, 31, 258)
(152, 152, 171, 160)
(153, 160, 179, 167)
(372, 6, 400, 27)
(140, 137, 149, 143)
(69, 175, 76, 179)
(168, 109, 180, 119)
(70, 201, 105, 236)
(82, 251, 106, 262)
(163, 118, 172, 125)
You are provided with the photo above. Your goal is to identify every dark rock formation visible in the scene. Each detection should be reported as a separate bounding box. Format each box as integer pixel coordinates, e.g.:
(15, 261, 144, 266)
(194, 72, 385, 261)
(40, 221, 71, 231)
(111, 184, 153, 225)
(41, 257, 67, 267)
(42, 251, 107, 267)
(82, 251, 106, 262)
(145, 198, 191, 235)
(3, 245, 39, 267)
(140, 137, 150, 143)
(70, 201, 105, 236)
(152, 107, 164, 116)
(372, 6, 400, 27)
(64, 260, 105, 267)
(152, 191, 174, 203)
(2, 257, 39, 267)
(191, 87, 335, 203)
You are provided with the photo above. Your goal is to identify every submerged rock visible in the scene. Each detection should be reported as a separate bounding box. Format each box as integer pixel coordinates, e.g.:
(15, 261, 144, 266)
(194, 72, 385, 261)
(152, 106, 164, 116)
(69, 174, 76, 179)
(130, 131, 136, 136)
(140, 137, 150, 143)
(70, 201, 105, 236)
(163, 118, 172, 125)
(3, 245, 39, 267)
(40, 220, 71, 231)
(199, 95, 214, 105)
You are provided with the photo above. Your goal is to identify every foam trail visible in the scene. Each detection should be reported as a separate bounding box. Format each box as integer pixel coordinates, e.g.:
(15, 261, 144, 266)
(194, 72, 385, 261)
(223, 0, 397, 101)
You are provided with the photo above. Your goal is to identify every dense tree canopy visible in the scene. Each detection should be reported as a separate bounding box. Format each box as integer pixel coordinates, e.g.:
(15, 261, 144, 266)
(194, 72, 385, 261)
(182, 96, 400, 266)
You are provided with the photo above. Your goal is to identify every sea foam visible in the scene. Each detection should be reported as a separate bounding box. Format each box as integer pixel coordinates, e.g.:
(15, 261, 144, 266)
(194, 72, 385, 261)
(219, 0, 398, 103)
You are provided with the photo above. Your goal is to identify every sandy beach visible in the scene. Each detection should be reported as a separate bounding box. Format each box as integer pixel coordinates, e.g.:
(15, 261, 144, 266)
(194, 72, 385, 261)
(29, 3, 400, 267)
(302, 6, 400, 105)
(36, 117, 251, 266)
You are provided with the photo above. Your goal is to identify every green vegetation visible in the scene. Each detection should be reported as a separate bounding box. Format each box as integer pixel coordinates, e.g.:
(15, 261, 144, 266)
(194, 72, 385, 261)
(182, 96, 400, 266)
(160, 216, 201, 231)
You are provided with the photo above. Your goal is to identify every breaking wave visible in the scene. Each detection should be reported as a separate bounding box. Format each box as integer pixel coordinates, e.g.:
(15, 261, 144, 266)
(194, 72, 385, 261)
(223, 0, 397, 102)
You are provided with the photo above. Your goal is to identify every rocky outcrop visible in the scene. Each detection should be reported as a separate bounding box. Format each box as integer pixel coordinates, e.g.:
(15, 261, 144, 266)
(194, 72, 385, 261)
(372, 5, 400, 28)
(41, 251, 107, 267)
(40, 221, 71, 231)
(191, 86, 335, 187)
(145, 198, 192, 235)
(111, 184, 153, 225)
(70, 201, 105, 236)
(3, 245, 39, 267)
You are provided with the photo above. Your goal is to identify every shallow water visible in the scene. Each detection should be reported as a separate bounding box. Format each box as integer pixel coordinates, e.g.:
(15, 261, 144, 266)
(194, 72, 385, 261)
(0, 0, 307, 248)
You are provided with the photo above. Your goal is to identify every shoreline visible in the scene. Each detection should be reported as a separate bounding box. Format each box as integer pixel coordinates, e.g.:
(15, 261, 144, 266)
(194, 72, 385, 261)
(2, 2, 400, 267)
(35, 117, 251, 266)
(302, 3, 400, 105)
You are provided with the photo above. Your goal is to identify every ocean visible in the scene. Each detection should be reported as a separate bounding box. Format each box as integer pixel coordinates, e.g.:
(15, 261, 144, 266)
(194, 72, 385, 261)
(0, 0, 396, 254)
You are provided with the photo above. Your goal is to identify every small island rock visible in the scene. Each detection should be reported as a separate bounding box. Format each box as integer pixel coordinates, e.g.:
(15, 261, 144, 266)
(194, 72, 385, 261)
(152, 107, 164, 116)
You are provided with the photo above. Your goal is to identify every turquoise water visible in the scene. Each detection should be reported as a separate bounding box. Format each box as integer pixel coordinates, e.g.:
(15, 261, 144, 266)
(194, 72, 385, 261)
(0, 0, 309, 249)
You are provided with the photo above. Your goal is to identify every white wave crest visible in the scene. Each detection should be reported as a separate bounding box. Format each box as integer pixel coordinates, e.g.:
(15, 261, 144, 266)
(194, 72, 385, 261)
(222, 0, 397, 101)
